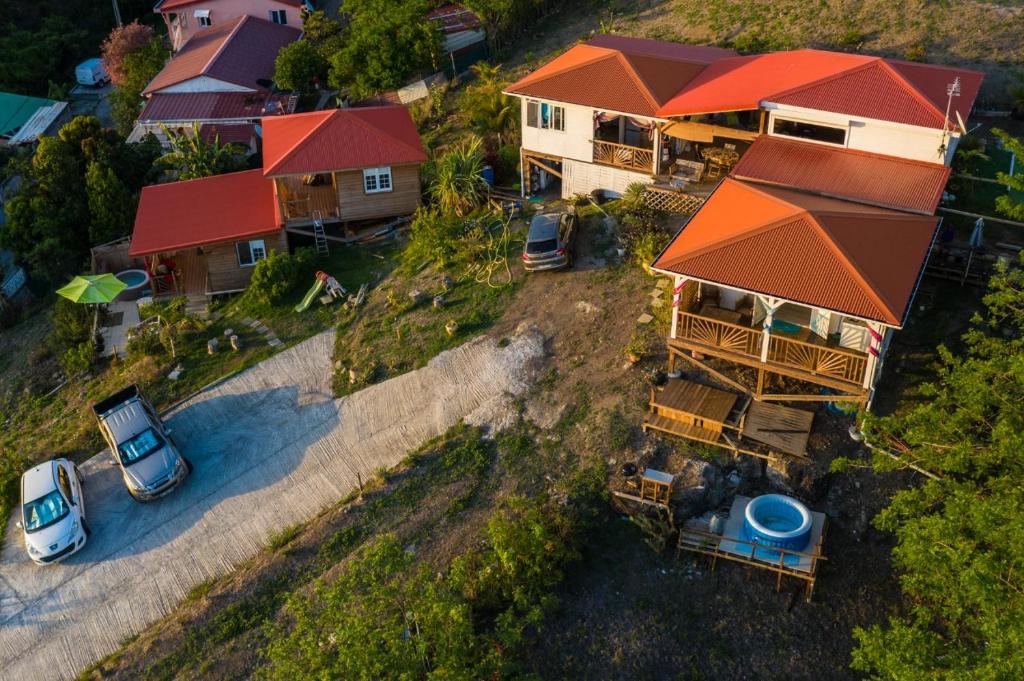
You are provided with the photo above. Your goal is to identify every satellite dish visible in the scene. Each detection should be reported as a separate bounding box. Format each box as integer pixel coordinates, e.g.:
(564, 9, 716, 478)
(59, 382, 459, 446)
(955, 110, 968, 135)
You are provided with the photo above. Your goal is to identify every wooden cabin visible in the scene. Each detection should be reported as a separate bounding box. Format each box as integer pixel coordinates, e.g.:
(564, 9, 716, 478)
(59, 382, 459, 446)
(261, 106, 428, 229)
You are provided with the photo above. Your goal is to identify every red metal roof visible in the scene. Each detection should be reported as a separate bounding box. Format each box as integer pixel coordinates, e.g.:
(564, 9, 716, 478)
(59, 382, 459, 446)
(652, 179, 939, 326)
(139, 92, 290, 122)
(199, 123, 256, 145)
(156, 0, 302, 10)
(261, 106, 427, 177)
(730, 136, 951, 214)
(143, 16, 300, 95)
(426, 3, 482, 33)
(129, 169, 279, 256)
(656, 49, 982, 130)
(505, 38, 735, 117)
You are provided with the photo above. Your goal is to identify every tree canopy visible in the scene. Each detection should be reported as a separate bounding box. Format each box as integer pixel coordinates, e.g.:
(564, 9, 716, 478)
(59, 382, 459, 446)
(851, 259, 1024, 678)
(156, 123, 246, 180)
(109, 37, 167, 137)
(101, 21, 155, 87)
(992, 129, 1024, 221)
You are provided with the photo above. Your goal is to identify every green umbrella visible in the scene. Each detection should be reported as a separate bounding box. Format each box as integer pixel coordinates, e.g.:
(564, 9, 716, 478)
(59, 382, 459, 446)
(56, 274, 127, 304)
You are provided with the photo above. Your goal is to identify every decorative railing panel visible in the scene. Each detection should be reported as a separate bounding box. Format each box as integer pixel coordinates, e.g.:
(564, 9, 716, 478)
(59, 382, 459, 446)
(767, 335, 867, 384)
(592, 139, 653, 173)
(677, 312, 761, 358)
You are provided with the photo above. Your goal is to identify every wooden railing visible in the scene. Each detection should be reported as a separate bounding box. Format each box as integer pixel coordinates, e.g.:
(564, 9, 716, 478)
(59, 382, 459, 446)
(677, 312, 760, 358)
(767, 335, 867, 385)
(592, 139, 654, 173)
(676, 310, 868, 386)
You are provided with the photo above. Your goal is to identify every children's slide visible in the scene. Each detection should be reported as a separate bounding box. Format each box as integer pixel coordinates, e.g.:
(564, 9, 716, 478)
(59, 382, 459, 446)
(294, 278, 326, 312)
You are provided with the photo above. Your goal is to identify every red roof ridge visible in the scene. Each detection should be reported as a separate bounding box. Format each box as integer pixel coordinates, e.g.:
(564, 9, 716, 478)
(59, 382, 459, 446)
(201, 15, 251, 83)
(767, 56, 947, 128)
(344, 108, 431, 160)
(262, 110, 335, 176)
(802, 210, 897, 323)
(506, 45, 620, 93)
(614, 52, 661, 114)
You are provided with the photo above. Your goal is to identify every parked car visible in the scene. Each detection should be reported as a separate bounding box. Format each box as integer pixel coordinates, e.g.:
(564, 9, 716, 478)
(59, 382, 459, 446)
(75, 58, 110, 87)
(522, 210, 578, 271)
(17, 459, 89, 565)
(93, 385, 192, 501)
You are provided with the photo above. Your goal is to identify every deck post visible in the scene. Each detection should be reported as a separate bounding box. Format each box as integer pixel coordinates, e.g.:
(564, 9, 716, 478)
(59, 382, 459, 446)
(758, 296, 781, 363)
(670, 276, 686, 340)
(862, 321, 886, 391)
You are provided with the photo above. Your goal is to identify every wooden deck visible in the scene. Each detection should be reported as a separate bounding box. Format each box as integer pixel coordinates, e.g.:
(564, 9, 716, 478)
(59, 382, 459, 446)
(649, 378, 740, 432)
(741, 401, 814, 457)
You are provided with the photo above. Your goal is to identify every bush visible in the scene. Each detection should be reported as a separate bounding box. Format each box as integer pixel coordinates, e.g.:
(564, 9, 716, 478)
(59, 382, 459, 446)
(49, 297, 93, 351)
(61, 338, 95, 376)
(245, 248, 315, 307)
(495, 144, 520, 186)
(401, 207, 481, 272)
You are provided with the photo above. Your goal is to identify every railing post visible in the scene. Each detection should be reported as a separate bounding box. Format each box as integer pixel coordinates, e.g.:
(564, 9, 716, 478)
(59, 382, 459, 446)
(670, 276, 686, 340)
(759, 296, 780, 363)
(862, 321, 885, 390)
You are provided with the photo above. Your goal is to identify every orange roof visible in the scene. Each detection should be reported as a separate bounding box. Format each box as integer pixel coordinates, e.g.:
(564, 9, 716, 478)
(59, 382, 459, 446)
(261, 106, 427, 177)
(652, 179, 939, 326)
(143, 16, 300, 95)
(505, 37, 735, 117)
(656, 49, 982, 130)
(731, 136, 951, 214)
(129, 170, 279, 256)
(156, 0, 301, 9)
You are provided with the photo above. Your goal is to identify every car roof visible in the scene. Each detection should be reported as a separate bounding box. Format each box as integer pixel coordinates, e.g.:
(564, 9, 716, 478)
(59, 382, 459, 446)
(527, 213, 560, 241)
(100, 398, 154, 441)
(22, 461, 57, 500)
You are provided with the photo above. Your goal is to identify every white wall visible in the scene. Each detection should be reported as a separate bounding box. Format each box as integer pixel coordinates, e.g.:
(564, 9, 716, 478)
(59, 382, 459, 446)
(519, 98, 597, 163)
(157, 76, 254, 94)
(764, 103, 953, 165)
(561, 159, 652, 199)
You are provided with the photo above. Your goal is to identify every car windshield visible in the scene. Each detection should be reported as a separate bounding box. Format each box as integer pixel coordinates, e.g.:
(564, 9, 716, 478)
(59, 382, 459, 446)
(526, 239, 558, 254)
(118, 428, 164, 465)
(23, 490, 69, 533)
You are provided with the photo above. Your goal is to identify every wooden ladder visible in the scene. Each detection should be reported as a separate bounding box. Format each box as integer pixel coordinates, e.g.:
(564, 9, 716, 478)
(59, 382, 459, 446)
(312, 210, 329, 257)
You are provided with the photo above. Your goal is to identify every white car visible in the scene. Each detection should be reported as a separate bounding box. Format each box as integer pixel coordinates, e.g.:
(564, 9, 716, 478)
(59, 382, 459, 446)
(17, 459, 90, 565)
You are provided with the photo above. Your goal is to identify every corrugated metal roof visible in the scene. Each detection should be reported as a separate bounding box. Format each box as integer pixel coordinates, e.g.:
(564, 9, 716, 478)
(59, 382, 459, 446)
(652, 178, 939, 326)
(0, 91, 58, 137)
(157, 0, 302, 9)
(129, 169, 279, 256)
(143, 16, 300, 95)
(505, 39, 735, 117)
(199, 123, 256, 144)
(656, 48, 983, 130)
(262, 106, 427, 177)
(139, 92, 290, 122)
(426, 3, 482, 33)
(730, 136, 950, 214)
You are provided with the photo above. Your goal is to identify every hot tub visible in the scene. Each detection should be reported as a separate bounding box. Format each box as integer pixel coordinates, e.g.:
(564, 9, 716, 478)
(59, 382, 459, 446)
(115, 269, 150, 301)
(742, 494, 812, 551)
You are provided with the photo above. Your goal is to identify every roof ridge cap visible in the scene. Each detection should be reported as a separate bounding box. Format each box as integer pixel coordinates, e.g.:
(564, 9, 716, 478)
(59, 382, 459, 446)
(804, 209, 897, 323)
(203, 15, 249, 76)
(764, 55, 879, 102)
(345, 108, 426, 159)
(875, 58, 949, 128)
(615, 52, 661, 112)
(262, 110, 335, 176)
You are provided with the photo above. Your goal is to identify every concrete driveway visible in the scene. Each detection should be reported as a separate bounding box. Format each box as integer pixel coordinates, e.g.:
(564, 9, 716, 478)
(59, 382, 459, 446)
(0, 326, 543, 680)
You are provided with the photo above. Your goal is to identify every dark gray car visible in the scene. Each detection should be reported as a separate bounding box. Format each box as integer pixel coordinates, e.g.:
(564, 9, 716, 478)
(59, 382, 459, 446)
(93, 386, 191, 501)
(522, 210, 578, 271)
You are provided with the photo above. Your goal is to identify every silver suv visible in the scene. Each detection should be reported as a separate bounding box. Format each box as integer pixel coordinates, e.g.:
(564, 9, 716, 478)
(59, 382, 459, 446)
(92, 385, 191, 501)
(522, 210, 578, 271)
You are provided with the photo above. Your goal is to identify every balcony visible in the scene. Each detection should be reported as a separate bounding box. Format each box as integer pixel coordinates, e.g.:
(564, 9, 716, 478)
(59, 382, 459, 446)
(275, 176, 340, 224)
(592, 140, 654, 173)
(672, 310, 869, 394)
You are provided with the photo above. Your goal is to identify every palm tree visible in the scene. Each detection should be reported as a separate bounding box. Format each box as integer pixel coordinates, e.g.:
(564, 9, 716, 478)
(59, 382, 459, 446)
(464, 63, 519, 144)
(157, 123, 246, 180)
(430, 137, 488, 217)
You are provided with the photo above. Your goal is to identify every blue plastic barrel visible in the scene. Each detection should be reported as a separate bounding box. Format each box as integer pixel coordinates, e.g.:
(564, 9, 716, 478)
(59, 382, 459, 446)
(481, 165, 495, 186)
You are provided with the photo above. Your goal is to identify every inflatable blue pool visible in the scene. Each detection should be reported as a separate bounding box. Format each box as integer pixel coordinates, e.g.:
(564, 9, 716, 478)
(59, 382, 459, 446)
(743, 494, 812, 551)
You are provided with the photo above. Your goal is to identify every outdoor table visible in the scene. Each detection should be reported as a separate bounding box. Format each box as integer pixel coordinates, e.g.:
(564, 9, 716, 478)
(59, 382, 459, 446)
(700, 146, 741, 167)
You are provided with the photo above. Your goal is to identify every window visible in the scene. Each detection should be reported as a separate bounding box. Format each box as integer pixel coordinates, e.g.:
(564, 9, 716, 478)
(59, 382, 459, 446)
(194, 9, 211, 27)
(363, 166, 393, 194)
(771, 117, 847, 145)
(269, 9, 287, 24)
(526, 100, 565, 131)
(117, 428, 165, 466)
(236, 239, 267, 267)
(57, 466, 73, 501)
(22, 490, 69, 533)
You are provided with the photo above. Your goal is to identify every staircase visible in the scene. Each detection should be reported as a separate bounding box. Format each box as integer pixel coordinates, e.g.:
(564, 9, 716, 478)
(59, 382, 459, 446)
(185, 293, 208, 319)
(312, 210, 330, 257)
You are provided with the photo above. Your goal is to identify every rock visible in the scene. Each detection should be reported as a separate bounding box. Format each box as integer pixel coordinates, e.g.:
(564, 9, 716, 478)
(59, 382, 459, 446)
(230, 334, 241, 351)
(207, 338, 218, 354)
(733, 454, 761, 480)
(766, 457, 831, 501)
(440, 274, 454, 290)
(766, 465, 795, 494)
(223, 328, 234, 337)
(445, 319, 459, 336)
(433, 295, 445, 309)
(408, 289, 424, 305)
(636, 313, 654, 324)
(575, 300, 601, 315)
(334, 360, 343, 370)
(348, 368, 357, 384)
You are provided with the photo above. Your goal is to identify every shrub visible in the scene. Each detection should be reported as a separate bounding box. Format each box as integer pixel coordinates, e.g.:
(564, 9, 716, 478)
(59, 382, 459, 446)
(627, 229, 670, 272)
(430, 137, 489, 217)
(401, 207, 481, 272)
(245, 248, 315, 307)
(495, 144, 520, 186)
(49, 297, 93, 351)
(61, 338, 95, 376)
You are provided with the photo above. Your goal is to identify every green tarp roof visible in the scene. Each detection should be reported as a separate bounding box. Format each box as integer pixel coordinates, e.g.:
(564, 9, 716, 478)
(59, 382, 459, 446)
(0, 91, 57, 138)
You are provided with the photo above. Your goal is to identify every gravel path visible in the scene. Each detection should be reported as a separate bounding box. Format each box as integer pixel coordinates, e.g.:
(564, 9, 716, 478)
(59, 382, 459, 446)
(0, 325, 544, 680)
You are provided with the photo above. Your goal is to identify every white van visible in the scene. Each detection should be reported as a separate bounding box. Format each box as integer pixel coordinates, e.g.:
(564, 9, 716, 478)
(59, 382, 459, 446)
(75, 58, 110, 87)
(17, 459, 90, 565)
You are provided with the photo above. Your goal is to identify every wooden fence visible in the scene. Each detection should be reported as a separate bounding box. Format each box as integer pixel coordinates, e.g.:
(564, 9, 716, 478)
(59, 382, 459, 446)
(644, 186, 706, 214)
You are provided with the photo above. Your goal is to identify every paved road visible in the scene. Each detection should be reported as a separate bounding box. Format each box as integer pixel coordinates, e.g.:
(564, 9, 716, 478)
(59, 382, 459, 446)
(0, 327, 543, 680)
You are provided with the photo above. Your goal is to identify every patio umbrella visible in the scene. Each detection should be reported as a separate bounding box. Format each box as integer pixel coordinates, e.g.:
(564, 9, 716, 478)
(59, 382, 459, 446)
(968, 218, 985, 249)
(56, 274, 127, 304)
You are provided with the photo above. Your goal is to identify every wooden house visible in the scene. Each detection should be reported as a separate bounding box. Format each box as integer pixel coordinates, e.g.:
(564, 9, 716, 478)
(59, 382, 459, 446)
(261, 106, 428, 229)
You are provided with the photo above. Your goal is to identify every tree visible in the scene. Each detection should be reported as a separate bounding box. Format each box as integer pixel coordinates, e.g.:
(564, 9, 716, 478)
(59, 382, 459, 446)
(849, 258, 1024, 678)
(100, 21, 155, 86)
(328, 0, 442, 99)
(992, 129, 1024, 221)
(156, 123, 246, 180)
(429, 137, 488, 217)
(85, 162, 134, 245)
(273, 40, 328, 94)
(463, 63, 518, 144)
(109, 37, 167, 136)
(0, 16, 87, 95)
